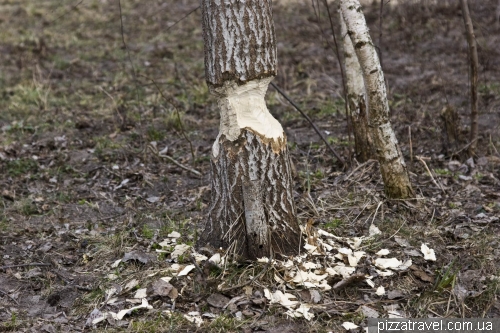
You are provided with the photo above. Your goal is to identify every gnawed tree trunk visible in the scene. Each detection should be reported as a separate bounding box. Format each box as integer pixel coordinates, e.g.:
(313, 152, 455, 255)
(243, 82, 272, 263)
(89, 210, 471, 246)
(198, 0, 301, 260)
(340, 0, 414, 199)
(340, 10, 373, 162)
(460, 0, 479, 157)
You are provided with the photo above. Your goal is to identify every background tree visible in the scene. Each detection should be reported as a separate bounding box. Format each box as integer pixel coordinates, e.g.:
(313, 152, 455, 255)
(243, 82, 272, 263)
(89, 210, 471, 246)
(340, 0, 414, 199)
(460, 0, 479, 157)
(198, 0, 301, 260)
(340, 10, 373, 162)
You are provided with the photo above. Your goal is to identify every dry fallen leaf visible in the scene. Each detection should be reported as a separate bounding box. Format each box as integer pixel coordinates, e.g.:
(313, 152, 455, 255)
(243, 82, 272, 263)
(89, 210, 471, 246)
(152, 279, 178, 300)
(207, 293, 230, 308)
(361, 305, 379, 318)
(122, 251, 151, 265)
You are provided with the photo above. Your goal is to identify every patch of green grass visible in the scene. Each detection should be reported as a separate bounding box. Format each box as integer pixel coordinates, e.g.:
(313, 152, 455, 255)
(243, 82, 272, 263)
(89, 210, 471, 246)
(8, 81, 50, 113)
(434, 168, 451, 176)
(474, 172, 484, 181)
(128, 312, 189, 332)
(146, 126, 165, 141)
(0, 216, 8, 232)
(56, 192, 72, 203)
(2, 120, 35, 135)
(12, 199, 39, 216)
(141, 225, 155, 239)
(208, 315, 241, 333)
(433, 261, 458, 292)
(4, 158, 38, 177)
(479, 82, 500, 95)
(165, 110, 186, 132)
(2, 311, 19, 331)
(324, 218, 343, 230)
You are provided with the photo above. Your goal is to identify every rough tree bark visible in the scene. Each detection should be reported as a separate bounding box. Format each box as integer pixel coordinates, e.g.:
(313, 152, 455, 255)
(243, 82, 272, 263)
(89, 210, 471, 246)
(340, 0, 414, 199)
(460, 0, 479, 157)
(340, 10, 373, 162)
(198, 0, 301, 260)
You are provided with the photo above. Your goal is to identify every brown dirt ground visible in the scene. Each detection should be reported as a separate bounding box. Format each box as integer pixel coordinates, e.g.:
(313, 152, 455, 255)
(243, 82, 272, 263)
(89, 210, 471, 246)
(0, 0, 499, 332)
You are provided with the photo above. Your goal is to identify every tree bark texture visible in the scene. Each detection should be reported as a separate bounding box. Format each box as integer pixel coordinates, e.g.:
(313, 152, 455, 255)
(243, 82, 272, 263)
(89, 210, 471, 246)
(340, 10, 373, 162)
(460, 0, 479, 157)
(201, 131, 301, 260)
(199, 0, 301, 260)
(201, 0, 277, 86)
(340, 0, 414, 199)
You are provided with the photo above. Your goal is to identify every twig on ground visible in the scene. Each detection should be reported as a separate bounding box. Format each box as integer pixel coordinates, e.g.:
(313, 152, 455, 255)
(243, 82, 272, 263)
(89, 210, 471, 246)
(416, 156, 446, 194)
(159, 154, 201, 177)
(219, 259, 273, 292)
(343, 159, 377, 182)
(332, 273, 366, 290)
(408, 126, 413, 163)
(147, 144, 201, 177)
(0, 263, 51, 271)
(190, 255, 205, 281)
(270, 82, 346, 168)
(490, 134, 500, 157)
(452, 138, 478, 157)
(0, 289, 20, 305)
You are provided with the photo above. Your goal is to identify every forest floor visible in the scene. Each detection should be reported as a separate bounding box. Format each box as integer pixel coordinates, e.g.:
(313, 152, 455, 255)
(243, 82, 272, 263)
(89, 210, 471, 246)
(0, 0, 499, 332)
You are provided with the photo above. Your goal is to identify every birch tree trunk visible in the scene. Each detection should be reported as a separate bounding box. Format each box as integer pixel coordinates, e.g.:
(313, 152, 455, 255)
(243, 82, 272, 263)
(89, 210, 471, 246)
(198, 0, 301, 260)
(340, 0, 414, 199)
(340, 10, 373, 162)
(460, 0, 479, 157)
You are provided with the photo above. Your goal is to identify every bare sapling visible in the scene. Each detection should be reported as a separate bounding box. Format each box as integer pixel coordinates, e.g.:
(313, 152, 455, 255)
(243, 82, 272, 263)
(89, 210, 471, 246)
(340, 10, 373, 162)
(460, 0, 479, 157)
(340, 0, 414, 199)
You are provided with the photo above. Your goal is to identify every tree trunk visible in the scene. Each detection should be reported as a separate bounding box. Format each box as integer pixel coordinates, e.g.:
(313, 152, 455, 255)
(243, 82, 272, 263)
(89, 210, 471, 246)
(340, 10, 373, 162)
(340, 0, 414, 199)
(198, 0, 301, 260)
(460, 0, 479, 157)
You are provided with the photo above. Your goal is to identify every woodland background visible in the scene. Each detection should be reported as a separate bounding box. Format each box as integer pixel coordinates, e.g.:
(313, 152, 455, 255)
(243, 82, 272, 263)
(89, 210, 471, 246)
(0, 0, 499, 332)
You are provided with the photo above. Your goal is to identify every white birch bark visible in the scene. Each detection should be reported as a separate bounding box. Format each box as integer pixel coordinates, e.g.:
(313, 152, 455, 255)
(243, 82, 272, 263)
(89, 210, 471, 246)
(199, 0, 301, 260)
(340, 0, 414, 199)
(340, 10, 373, 162)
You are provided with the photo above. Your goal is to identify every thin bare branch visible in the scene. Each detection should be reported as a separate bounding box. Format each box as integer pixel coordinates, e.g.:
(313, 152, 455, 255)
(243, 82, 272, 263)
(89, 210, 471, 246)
(270, 82, 346, 168)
